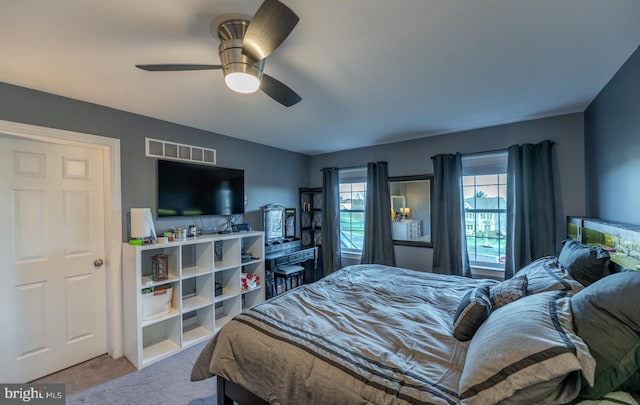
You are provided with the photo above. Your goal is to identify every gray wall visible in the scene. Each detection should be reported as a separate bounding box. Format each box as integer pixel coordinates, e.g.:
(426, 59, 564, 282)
(310, 113, 587, 271)
(0, 82, 310, 240)
(584, 45, 640, 225)
(0, 80, 591, 272)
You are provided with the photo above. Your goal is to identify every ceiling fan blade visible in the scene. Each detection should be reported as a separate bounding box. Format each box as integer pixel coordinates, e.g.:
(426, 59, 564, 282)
(260, 73, 301, 107)
(136, 64, 222, 71)
(242, 0, 299, 61)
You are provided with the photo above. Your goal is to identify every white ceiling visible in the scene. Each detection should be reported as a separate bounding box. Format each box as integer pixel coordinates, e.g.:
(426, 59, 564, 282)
(1, 1, 639, 155)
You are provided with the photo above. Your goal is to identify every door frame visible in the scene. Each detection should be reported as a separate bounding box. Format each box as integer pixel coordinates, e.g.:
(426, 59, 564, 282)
(0, 119, 124, 359)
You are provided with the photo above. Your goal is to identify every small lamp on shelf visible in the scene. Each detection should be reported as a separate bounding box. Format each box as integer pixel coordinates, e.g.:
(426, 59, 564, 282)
(130, 208, 157, 245)
(400, 207, 411, 219)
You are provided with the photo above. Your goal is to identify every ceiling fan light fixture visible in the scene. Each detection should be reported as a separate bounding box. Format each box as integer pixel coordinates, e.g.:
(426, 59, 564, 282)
(225, 71, 260, 93)
(219, 37, 264, 94)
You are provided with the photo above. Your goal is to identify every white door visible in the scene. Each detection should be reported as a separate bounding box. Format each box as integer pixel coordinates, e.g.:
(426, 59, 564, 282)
(0, 135, 108, 383)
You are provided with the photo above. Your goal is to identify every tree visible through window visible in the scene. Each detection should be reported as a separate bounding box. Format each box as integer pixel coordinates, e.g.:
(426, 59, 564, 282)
(462, 152, 508, 269)
(339, 169, 367, 253)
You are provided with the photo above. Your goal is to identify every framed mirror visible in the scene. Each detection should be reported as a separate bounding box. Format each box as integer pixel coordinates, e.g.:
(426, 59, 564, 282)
(263, 204, 285, 243)
(285, 208, 296, 238)
(390, 195, 406, 213)
(388, 174, 433, 247)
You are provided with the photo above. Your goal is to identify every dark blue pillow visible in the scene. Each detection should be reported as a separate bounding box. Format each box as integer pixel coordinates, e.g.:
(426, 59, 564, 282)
(558, 239, 610, 286)
(452, 286, 492, 342)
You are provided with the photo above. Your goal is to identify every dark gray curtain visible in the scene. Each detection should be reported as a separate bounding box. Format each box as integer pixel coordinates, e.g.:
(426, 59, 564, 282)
(431, 154, 471, 277)
(321, 167, 342, 275)
(361, 161, 396, 266)
(505, 140, 556, 278)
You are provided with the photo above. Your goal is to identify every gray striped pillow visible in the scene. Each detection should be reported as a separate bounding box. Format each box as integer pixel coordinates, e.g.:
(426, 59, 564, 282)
(459, 291, 595, 405)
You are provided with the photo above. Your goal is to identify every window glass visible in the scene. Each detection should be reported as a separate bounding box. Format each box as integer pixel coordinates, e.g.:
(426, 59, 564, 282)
(462, 152, 508, 269)
(339, 169, 367, 253)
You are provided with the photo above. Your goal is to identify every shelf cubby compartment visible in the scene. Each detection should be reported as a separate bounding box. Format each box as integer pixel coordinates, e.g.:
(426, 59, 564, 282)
(242, 262, 263, 289)
(182, 307, 214, 348)
(140, 246, 180, 287)
(181, 241, 214, 278)
(213, 238, 241, 270)
(214, 268, 241, 302)
(142, 316, 181, 367)
(242, 285, 264, 310)
(242, 234, 263, 262)
(181, 273, 213, 313)
(214, 295, 241, 333)
(140, 281, 180, 328)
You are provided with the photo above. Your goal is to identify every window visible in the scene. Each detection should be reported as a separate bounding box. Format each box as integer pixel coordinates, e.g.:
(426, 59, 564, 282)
(462, 152, 508, 269)
(339, 168, 367, 253)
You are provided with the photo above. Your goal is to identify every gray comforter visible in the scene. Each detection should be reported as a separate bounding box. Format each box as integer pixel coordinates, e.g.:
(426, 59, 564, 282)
(192, 265, 497, 405)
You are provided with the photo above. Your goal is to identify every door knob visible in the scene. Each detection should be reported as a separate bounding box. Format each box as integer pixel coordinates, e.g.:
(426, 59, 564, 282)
(94, 258, 105, 267)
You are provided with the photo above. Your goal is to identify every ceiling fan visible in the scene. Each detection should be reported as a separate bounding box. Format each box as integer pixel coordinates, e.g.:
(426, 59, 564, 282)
(136, 0, 301, 107)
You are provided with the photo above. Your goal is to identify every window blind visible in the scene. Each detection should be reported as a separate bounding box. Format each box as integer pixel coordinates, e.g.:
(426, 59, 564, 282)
(339, 167, 367, 183)
(462, 151, 508, 175)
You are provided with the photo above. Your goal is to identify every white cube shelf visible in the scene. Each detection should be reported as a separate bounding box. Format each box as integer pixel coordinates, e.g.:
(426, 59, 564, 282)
(123, 231, 265, 368)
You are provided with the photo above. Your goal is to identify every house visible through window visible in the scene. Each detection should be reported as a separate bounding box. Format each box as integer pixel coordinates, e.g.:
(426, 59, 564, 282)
(339, 168, 367, 253)
(462, 152, 508, 270)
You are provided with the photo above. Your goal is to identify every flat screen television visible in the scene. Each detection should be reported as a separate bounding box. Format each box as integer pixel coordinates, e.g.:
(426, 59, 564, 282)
(157, 160, 244, 217)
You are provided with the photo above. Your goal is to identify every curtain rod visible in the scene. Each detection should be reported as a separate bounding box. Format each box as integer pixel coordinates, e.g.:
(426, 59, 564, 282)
(455, 140, 554, 159)
(431, 148, 505, 160)
(319, 164, 367, 172)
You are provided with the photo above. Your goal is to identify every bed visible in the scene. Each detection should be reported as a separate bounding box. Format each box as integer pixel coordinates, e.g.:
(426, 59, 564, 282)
(191, 226, 640, 404)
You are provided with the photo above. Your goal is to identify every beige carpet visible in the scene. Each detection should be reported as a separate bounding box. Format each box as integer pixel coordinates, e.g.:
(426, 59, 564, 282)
(32, 353, 136, 395)
(65, 341, 216, 404)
